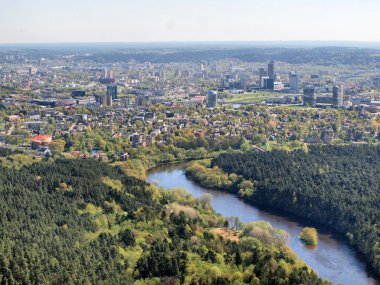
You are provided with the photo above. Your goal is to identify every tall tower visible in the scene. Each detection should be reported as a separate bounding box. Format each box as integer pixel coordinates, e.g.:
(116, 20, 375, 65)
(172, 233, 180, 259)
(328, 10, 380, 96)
(303, 86, 316, 107)
(137, 95, 146, 106)
(268, 61, 275, 81)
(103, 68, 113, 79)
(98, 94, 107, 105)
(107, 85, 117, 100)
(289, 72, 299, 92)
(259, 68, 267, 86)
(106, 94, 113, 107)
(207, 90, 218, 107)
(333, 86, 343, 107)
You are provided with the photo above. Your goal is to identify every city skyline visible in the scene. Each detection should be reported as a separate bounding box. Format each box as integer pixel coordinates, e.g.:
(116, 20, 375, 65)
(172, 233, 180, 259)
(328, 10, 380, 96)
(1, 0, 380, 44)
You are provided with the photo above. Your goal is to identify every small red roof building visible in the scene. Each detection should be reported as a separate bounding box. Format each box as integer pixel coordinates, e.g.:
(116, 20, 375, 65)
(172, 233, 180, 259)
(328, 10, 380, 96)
(31, 135, 52, 144)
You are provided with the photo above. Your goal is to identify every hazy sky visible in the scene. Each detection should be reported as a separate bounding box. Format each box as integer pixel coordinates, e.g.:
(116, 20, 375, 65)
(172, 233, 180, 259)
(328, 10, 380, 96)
(1, 0, 380, 43)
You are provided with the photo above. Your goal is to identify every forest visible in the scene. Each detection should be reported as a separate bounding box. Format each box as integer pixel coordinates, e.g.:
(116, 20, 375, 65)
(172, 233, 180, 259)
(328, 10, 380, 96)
(0, 148, 330, 284)
(211, 145, 380, 277)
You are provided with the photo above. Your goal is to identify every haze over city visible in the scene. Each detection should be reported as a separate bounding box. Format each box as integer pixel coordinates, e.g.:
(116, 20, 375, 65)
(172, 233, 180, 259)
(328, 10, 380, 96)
(1, 0, 380, 43)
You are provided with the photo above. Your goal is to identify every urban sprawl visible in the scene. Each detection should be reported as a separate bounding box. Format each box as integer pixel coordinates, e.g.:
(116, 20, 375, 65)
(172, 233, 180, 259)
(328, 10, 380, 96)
(0, 50, 379, 160)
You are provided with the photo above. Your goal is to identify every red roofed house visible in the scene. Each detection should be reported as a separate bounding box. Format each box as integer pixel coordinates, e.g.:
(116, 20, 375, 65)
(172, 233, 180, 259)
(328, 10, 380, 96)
(31, 135, 52, 149)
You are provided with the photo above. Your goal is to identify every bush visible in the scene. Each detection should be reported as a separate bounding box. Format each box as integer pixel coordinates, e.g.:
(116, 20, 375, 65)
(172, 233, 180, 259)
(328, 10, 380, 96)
(300, 227, 318, 246)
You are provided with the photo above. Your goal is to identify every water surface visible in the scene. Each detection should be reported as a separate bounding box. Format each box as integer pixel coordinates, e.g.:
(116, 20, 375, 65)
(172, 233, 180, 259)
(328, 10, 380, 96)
(147, 163, 379, 285)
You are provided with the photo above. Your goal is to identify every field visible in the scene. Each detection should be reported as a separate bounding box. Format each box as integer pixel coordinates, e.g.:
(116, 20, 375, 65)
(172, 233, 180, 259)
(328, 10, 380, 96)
(223, 91, 281, 104)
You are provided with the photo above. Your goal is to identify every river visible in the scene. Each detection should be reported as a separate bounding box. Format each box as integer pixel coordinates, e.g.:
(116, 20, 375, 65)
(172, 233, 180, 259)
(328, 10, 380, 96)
(147, 163, 379, 285)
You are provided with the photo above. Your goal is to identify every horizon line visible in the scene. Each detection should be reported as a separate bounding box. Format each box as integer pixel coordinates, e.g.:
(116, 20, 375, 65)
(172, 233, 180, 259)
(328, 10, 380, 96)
(1, 40, 380, 45)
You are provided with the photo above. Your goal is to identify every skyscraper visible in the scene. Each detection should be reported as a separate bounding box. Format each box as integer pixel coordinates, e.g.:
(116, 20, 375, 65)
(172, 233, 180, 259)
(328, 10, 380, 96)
(262, 77, 274, 90)
(103, 68, 113, 79)
(137, 95, 146, 106)
(107, 85, 117, 100)
(289, 72, 299, 92)
(333, 86, 343, 107)
(259, 67, 267, 86)
(207, 90, 218, 107)
(97, 94, 107, 105)
(96, 93, 112, 107)
(106, 94, 113, 107)
(268, 61, 275, 80)
(303, 86, 316, 107)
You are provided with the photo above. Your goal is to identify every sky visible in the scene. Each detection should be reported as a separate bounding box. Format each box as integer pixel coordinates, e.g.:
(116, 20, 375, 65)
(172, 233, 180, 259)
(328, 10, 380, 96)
(1, 0, 380, 44)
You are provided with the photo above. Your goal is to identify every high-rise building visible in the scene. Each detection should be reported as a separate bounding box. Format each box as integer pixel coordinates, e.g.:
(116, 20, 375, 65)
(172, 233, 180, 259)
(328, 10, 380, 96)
(259, 68, 267, 86)
(28, 67, 38, 76)
(289, 72, 299, 92)
(97, 94, 107, 105)
(261, 77, 274, 90)
(268, 61, 275, 80)
(137, 95, 146, 106)
(95, 94, 102, 104)
(333, 86, 343, 107)
(106, 94, 113, 107)
(103, 68, 113, 79)
(303, 86, 316, 107)
(260, 75, 268, 88)
(206, 90, 218, 107)
(107, 85, 117, 100)
(96, 94, 112, 107)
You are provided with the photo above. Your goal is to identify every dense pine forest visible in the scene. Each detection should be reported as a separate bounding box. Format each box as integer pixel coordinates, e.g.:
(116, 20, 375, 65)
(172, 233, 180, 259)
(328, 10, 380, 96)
(211, 145, 380, 277)
(0, 149, 329, 285)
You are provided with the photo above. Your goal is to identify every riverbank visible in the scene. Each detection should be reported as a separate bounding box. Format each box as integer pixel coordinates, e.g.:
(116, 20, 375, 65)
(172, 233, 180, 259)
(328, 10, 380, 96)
(113, 149, 242, 180)
(184, 148, 380, 281)
(147, 163, 379, 285)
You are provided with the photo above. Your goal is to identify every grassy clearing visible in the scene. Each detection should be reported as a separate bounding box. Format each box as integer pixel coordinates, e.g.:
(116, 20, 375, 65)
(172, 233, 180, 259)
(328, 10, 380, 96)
(211, 227, 240, 242)
(224, 91, 280, 103)
(0, 154, 41, 169)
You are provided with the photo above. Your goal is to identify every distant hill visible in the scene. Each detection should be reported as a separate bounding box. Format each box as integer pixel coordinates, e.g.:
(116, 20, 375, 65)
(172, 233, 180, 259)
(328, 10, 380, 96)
(1, 43, 380, 66)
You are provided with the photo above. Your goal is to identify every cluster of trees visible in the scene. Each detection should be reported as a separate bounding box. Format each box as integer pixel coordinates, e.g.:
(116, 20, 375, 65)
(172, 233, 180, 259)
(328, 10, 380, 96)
(185, 160, 237, 191)
(212, 145, 380, 276)
(185, 160, 255, 199)
(299, 228, 318, 246)
(0, 151, 330, 284)
(0, 147, 23, 157)
(172, 131, 244, 152)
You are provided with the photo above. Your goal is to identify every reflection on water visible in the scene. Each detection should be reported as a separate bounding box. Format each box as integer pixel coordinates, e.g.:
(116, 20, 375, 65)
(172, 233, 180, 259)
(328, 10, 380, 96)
(147, 163, 379, 285)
